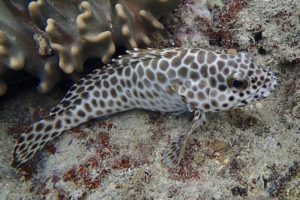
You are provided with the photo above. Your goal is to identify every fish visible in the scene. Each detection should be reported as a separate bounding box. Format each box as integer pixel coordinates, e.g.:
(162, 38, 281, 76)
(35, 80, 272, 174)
(11, 48, 279, 168)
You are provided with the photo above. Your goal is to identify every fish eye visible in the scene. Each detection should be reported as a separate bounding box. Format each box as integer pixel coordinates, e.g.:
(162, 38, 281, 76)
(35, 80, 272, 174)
(227, 77, 248, 90)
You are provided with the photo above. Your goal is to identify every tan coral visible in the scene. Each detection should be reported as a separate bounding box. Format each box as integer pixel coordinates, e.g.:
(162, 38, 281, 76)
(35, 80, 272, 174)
(0, 0, 181, 95)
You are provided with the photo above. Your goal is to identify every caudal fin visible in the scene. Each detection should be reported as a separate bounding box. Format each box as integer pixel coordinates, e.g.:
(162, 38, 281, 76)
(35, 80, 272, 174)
(12, 114, 67, 168)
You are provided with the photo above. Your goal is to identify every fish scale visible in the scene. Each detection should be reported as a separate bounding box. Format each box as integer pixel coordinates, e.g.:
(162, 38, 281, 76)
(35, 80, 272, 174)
(12, 48, 279, 168)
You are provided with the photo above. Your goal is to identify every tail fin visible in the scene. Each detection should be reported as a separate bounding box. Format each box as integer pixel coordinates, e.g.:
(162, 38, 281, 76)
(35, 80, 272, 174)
(12, 109, 81, 168)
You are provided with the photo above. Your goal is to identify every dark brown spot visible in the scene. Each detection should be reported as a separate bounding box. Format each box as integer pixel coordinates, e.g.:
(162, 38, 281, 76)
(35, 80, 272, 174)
(103, 80, 109, 88)
(240, 63, 248, 69)
(65, 118, 71, 124)
(228, 60, 238, 68)
(151, 59, 158, 70)
(125, 80, 132, 88)
(116, 101, 122, 106)
(139, 92, 146, 99)
(260, 76, 265, 81)
(179, 49, 188, 58)
(251, 77, 258, 83)
(81, 92, 89, 99)
(55, 120, 62, 129)
(190, 49, 198, 54)
(62, 100, 71, 108)
(116, 67, 123, 76)
(19, 143, 26, 151)
(141, 79, 150, 88)
(217, 74, 225, 82)
(70, 95, 78, 101)
(116, 85, 122, 92)
(92, 90, 100, 98)
(159, 60, 169, 71)
(120, 57, 130, 65)
(110, 88, 117, 97)
(198, 80, 207, 89)
(132, 73, 138, 84)
(137, 65, 144, 77)
(178, 67, 188, 77)
(157, 72, 167, 83)
(187, 91, 194, 98)
(211, 100, 219, 107)
(111, 76, 118, 85)
(197, 91, 205, 100)
(167, 69, 176, 78)
(138, 82, 144, 89)
(95, 80, 101, 88)
(107, 68, 114, 75)
(106, 109, 113, 113)
(197, 51, 206, 64)
(223, 68, 230, 75)
(51, 107, 60, 114)
(78, 110, 86, 117)
(121, 96, 128, 103)
(190, 101, 198, 109)
(146, 91, 154, 98)
(217, 60, 225, 71)
(171, 57, 181, 67)
(184, 55, 195, 65)
(27, 134, 34, 141)
(87, 85, 94, 91)
(146, 70, 154, 80)
(222, 103, 228, 107)
(133, 90, 138, 97)
(250, 63, 255, 69)
(77, 86, 84, 93)
(255, 69, 262, 75)
(35, 134, 42, 140)
(101, 75, 108, 79)
(220, 54, 228, 60)
(108, 100, 114, 107)
(142, 59, 150, 66)
(229, 96, 235, 101)
(52, 131, 59, 138)
(191, 62, 199, 70)
(200, 65, 208, 78)
(209, 77, 217, 87)
(35, 123, 44, 132)
(42, 134, 49, 140)
(96, 111, 103, 116)
(207, 52, 217, 64)
(192, 86, 198, 92)
(247, 70, 254, 77)
(69, 85, 77, 92)
(102, 90, 108, 98)
(204, 104, 210, 110)
(74, 99, 82, 105)
(218, 84, 227, 91)
(45, 125, 53, 132)
(209, 65, 217, 75)
(99, 100, 105, 107)
(190, 71, 200, 80)
(84, 103, 92, 112)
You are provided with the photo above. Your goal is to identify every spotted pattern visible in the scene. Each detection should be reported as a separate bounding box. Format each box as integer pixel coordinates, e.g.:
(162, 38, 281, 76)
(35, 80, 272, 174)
(12, 48, 278, 168)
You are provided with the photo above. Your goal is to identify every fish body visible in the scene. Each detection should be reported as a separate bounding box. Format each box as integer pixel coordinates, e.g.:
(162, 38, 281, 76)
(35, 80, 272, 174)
(12, 48, 278, 168)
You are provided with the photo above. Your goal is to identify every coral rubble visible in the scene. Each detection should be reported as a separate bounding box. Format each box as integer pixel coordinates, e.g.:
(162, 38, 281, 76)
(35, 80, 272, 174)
(0, 0, 180, 95)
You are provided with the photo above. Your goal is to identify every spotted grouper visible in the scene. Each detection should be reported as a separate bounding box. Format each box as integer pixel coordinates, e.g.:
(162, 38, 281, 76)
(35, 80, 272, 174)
(12, 48, 279, 168)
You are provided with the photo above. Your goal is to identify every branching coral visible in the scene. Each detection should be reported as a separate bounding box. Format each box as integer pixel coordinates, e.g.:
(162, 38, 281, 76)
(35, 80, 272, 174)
(0, 0, 180, 95)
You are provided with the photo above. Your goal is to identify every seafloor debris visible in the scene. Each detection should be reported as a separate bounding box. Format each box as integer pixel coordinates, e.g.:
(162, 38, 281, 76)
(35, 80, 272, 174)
(0, 0, 180, 95)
